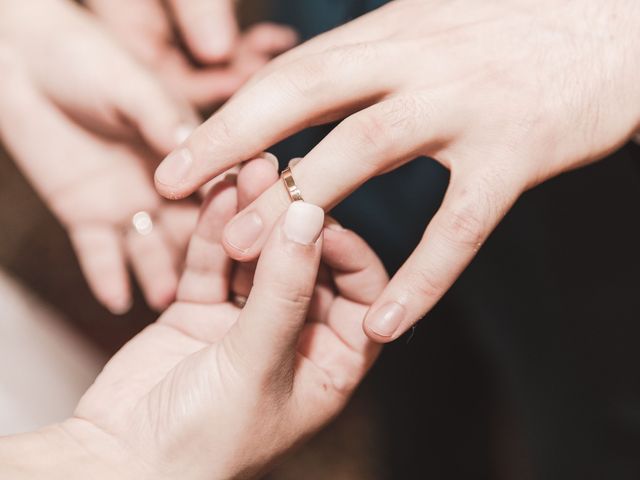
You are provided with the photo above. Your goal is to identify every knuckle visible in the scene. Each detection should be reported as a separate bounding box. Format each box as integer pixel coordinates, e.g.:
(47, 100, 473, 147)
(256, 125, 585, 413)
(274, 55, 328, 99)
(380, 96, 424, 133)
(340, 95, 426, 171)
(272, 288, 314, 316)
(347, 110, 392, 155)
(201, 114, 235, 152)
(260, 268, 314, 317)
(325, 43, 379, 68)
(271, 44, 378, 100)
(440, 196, 489, 250)
(406, 268, 445, 302)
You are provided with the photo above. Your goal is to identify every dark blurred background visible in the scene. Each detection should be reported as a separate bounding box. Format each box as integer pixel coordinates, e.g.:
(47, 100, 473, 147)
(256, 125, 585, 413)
(2, 1, 640, 479)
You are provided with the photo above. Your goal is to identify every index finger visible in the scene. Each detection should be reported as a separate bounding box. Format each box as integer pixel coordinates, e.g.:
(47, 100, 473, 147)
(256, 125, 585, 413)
(154, 43, 395, 199)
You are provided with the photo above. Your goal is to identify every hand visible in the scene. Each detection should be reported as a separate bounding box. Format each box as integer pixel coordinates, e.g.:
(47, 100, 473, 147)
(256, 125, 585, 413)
(155, 0, 640, 341)
(86, 0, 298, 109)
(0, 157, 387, 479)
(0, 0, 199, 154)
(0, 0, 202, 313)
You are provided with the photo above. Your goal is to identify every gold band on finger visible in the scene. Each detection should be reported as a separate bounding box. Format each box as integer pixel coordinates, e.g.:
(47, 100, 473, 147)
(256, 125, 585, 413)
(281, 165, 304, 203)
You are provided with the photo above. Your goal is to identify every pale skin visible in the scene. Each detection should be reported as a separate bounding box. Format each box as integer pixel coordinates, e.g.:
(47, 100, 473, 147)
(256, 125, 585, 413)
(155, 0, 640, 341)
(0, 0, 294, 313)
(85, 0, 298, 109)
(0, 157, 388, 479)
(0, 0, 198, 313)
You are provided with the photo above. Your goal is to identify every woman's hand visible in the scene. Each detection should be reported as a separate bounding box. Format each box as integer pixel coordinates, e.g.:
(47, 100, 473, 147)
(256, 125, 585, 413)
(0, 0, 203, 313)
(0, 157, 387, 479)
(85, 0, 298, 109)
(155, 0, 640, 341)
(0, 0, 199, 153)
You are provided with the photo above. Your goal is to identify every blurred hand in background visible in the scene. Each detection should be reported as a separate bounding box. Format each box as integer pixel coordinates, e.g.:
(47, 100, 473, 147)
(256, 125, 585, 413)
(0, 0, 298, 314)
(85, 0, 298, 109)
(0, 0, 204, 314)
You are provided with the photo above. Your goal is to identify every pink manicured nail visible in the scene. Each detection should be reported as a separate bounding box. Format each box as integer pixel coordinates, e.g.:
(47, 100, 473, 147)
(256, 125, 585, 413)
(156, 148, 193, 187)
(225, 211, 264, 252)
(283, 201, 324, 245)
(366, 302, 405, 337)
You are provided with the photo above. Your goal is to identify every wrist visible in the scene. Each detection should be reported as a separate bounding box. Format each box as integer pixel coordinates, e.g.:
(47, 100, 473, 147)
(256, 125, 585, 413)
(0, 419, 147, 480)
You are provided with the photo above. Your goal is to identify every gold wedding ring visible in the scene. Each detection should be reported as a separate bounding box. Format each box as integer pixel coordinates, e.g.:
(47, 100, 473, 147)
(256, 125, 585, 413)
(281, 164, 304, 203)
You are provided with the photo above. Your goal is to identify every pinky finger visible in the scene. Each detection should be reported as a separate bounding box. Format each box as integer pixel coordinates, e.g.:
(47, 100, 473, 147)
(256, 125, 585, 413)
(69, 225, 131, 315)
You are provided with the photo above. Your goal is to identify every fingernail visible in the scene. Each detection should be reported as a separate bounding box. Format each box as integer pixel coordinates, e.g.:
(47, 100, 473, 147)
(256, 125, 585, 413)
(174, 124, 195, 146)
(367, 302, 405, 338)
(108, 297, 132, 316)
(259, 152, 280, 171)
(226, 211, 264, 252)
(284, 201, 324, 245)
(156, 148, 193, 187)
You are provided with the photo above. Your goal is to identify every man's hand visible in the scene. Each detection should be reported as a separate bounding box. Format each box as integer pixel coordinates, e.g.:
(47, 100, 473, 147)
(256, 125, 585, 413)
(0, 157, 387, 479)
(86, 0, 298, 109)
(155, 0, 640, 341)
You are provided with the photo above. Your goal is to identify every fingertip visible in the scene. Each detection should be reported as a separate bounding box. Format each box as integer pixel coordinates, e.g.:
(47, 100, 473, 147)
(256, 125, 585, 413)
(154, 147, 196, 200)
(142, 270, 178, 312)
(222, 210, 264, 260)
(196, 179, 238, 237)
(147, 287, 176, 312)
(363, 325, 397, 344)
(240, 154, 279, 180)
(105, 296, 133, 316)
(363, 302, 406, 343)
(237, 153, 280, 208)
(181, 6, 239, 64)
(192, 33, 237, 64)
(243, 23, 299, 55)
(94, 278, 132, 316)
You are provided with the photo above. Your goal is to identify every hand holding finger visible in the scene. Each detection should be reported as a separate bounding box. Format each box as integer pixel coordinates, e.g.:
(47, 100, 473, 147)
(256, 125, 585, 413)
(226, 201, 324, 374)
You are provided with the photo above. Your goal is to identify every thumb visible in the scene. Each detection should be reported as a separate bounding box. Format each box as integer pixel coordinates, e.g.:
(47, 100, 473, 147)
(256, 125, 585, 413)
(224, 201, 324, 374)
(168, 0, 239, 64)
